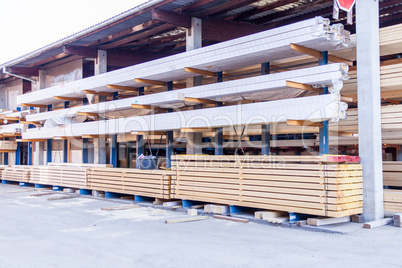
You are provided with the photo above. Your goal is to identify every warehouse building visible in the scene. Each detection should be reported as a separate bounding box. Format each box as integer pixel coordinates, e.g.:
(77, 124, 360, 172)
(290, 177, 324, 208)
(0, 0, 401, 224)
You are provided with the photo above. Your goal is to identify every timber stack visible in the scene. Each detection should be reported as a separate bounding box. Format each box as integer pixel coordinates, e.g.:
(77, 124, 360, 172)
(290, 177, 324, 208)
(171, 155, 363, 217)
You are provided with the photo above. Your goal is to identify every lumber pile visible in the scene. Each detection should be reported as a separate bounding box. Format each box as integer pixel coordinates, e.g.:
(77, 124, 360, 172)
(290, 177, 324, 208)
(0, 141, 18, 152)
(384, 189, 402, 213)
(383, 162, 402, 187)
(87, 168, 172, 199)
(30, 166, 88, 188)
(0, 165, 7, 181)
(171, 155, 363, 217)
(1, 165, 32, 182)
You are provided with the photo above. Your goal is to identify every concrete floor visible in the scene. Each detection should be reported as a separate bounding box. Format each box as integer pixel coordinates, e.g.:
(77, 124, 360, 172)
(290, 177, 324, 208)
(0, 184, 401, 268)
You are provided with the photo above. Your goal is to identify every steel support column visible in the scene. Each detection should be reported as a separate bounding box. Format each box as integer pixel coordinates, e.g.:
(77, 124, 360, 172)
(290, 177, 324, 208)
(82, 138, 89, 164)
(46, 139, 52, 163)
(319, 51, 329, 155)
(110, 134, 118, 168)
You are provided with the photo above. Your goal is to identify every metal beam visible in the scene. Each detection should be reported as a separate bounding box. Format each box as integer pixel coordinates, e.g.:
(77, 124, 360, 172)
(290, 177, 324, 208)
(46, 139, 52, 163)
(82, 138, 89, 164)
(319, 51, 329, 155)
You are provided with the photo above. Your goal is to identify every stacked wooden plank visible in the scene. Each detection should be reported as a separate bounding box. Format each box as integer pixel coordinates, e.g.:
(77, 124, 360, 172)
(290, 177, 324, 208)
(383, 162, 402, 187)
(0, 165, 7, 181)
(87, 168, 172, 199)
(384, 189, 402, 213)
(171, 155, 363, 217)
(1, 165, 32, 182)
(30, 166, 88, 188)
(0, 140, 17, 152)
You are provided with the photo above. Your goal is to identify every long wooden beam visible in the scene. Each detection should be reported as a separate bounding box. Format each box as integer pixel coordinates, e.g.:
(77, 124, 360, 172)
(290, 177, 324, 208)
(290, 44, 353, 66)
(83, 90, 113, 96)
(286, 81, 322, 92)
(21, 103, 47, 108)
(134, 78, 167, 86)
(184, 67, 217, 77)
(131, 104, 166, 111)
(184, 97, 217, 105)
(77, 112, 99, 117)
(54, 96, 84, 102)
(287, 120, 322, 127)
(106, 84, 138, 91)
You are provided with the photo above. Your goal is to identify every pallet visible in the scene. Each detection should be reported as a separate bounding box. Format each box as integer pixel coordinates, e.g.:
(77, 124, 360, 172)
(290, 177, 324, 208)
(171, 155, 363, 218)
(87, 168, 173, 199)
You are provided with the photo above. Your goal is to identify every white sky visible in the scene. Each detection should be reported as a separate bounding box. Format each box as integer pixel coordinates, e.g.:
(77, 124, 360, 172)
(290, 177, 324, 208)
(0, 0, 147, 64)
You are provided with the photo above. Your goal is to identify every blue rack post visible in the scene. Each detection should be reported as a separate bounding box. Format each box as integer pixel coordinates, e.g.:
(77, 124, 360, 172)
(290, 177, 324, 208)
(15, 142, 21, 165)
(63, 101, 70, 163)
(4, 137, 9, 165)
(46, 139, 52, 163)
(28, 142, 33, 165)
(110, 135, 118, 167)
(82, 138, 89, 163)
(319, 51, 329, 155)
(136, 87, 145, 167)
(166, 82, 174, 169)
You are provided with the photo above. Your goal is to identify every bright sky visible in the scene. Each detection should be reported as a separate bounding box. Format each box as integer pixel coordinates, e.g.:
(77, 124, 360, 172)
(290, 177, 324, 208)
(0, 0, 147, 64)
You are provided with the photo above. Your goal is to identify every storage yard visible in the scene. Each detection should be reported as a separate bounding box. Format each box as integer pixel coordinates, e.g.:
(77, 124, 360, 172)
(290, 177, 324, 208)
(0, 0, 402, 265)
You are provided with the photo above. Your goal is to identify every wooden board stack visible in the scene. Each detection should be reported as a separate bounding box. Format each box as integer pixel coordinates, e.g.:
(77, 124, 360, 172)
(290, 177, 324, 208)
(0, 165, 7, 181)
(87, 168, 173, 199)
(171, 155, 363, 217)
(383, 161, 402, 187)
(384, 190, 402, 213)
(30, 166, 88, 188)
(1, 165, 32, 183)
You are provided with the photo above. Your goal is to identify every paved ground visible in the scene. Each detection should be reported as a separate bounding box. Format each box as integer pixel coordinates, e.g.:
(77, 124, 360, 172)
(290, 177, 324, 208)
(1, 184, 401, 268)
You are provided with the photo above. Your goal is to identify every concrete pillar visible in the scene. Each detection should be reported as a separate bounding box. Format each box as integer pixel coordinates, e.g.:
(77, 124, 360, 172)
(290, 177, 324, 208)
(185, 17, 203, 155)
(95, 50, 107, 75)
(186, 17, 202, 51)
(94, 50, 107, 164)
(356, 0, 384, 221)
(0, 84, 6, 109)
